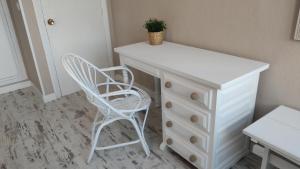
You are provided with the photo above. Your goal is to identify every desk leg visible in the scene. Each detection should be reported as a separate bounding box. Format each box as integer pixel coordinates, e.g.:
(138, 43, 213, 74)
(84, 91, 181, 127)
(122, 69, 129, 84)
(154, 77, 161, 107)
(159, 142, 167, 151)
(261, 148, 271, 169)
(120, 58, 129, 86)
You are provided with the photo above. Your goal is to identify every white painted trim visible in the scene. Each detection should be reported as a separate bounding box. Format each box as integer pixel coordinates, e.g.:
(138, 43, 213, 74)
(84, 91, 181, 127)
(294, 9, 300, 41)
(0, 0, 27, 82)
(102, 0, 114, 67)
(0, 76, 18, 86)
(28, 0, 114, 99)
(18, 0, 47, 96)
(18, 0, 59, 103)
(31, 0, 61, 98)
(28, 81, 56, 103)
(42, 93, 56, 102)
(0, 80, 31, 95)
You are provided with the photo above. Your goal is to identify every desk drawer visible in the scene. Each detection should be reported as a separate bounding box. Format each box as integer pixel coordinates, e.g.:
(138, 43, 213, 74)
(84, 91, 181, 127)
(163, 96, 211, 133)
(121, 56, 160, 77)
(163, 73, 213, 110)
(165, 132, 208, 169)
(164, 116, 209, 153)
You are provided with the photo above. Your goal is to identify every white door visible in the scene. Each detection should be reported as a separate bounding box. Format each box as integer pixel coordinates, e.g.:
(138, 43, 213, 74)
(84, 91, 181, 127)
(0, 0, 26, 87)
(41, 0, 111, 96)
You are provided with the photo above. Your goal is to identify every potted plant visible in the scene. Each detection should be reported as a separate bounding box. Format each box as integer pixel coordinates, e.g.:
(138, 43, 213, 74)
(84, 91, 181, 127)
(144, 18, 167, 45)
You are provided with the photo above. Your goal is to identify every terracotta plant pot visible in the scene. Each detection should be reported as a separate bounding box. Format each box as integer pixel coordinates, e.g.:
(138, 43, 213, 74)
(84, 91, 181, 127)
(148, 31, 164, 45)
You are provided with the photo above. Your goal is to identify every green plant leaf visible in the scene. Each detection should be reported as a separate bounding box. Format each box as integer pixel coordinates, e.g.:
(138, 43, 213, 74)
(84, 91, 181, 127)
(144, 18, 167, 32)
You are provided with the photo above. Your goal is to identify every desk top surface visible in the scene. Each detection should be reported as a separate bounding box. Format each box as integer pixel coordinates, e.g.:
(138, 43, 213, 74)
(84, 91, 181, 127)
(115, 42, 269, 89)
(244, 106, 300, 163)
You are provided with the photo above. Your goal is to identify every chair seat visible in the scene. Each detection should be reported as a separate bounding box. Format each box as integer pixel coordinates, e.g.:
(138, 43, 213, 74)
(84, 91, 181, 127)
(109, 87, 151, 112)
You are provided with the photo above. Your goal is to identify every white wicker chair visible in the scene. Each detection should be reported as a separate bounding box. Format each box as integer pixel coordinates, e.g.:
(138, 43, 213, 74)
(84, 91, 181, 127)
(61, 53, 151, 163)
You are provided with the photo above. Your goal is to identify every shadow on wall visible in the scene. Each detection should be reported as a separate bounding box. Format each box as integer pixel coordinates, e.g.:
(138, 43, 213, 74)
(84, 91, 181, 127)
(6, 0, 41, 90)
(6, 0, 54, 96)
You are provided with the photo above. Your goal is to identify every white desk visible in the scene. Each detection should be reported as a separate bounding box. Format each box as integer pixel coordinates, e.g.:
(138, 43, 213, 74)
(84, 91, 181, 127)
(244, 106, 300, 169)
(115, 41, 269, 169)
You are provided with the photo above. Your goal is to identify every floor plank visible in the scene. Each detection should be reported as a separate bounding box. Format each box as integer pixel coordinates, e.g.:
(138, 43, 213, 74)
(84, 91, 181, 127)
(0, 87, 262, 169)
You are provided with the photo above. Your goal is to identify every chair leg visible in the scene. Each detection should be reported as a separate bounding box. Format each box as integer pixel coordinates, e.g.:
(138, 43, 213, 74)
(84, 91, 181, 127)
(87, 122, 105, 163)
(130, 119, 150, 157)
(91, 127, 95, 146)
(91, 110, 100, 145)
(134, 108, 150, 136)
(142, 108, 150, 131)
(88, 115, 151, 163)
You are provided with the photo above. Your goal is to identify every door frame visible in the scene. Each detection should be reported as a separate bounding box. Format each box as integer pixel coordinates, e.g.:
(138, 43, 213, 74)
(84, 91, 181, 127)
(0, 0, 27, 85)
(27, 0, 114, 98)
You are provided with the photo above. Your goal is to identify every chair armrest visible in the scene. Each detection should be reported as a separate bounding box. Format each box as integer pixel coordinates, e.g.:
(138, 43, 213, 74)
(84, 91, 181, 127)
(97, 82, 131, 88)
(100, 65, 134, 87)
(100, 89, 140, 99)
(97, 82, 135, 96)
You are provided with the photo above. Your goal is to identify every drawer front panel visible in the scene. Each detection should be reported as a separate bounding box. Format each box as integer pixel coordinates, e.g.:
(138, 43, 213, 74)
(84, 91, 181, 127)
(165, 132, 208, 169)
(163, 96, 211, 133)
(163, 73, 213, 110)
(164, 116, 209, 153)
(121, 56, 160, 77)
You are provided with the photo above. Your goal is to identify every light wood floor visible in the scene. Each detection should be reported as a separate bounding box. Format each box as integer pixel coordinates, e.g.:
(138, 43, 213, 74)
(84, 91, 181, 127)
(0, 87, 263, 169)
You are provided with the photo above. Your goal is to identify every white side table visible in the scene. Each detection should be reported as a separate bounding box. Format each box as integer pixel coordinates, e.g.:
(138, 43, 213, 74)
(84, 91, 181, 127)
(244, 106, 300, 169)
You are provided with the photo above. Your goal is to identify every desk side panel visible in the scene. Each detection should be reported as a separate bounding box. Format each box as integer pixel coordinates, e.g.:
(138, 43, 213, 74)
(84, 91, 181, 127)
(213, 74, 260, 169)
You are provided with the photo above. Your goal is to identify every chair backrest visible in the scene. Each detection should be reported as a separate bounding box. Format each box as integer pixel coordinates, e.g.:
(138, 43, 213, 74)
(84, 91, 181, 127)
(61, 54, 109, 107)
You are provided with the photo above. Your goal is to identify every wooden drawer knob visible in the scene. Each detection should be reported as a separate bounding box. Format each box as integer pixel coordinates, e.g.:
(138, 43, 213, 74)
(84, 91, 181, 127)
(190, 92, 199, 100)
(166, 121, 173, 128)
(190, 115, 199, 123)
(165, 102, 172, 108)
(189, 154, 197, 162)
(165, 81, 172, 88)
(190, 136, 198, 144)
(166, 138, 173, 145)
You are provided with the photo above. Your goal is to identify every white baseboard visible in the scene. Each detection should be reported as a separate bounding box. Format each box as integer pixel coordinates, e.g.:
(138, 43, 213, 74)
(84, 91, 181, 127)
(0, 80, 32, 95)
(43, 93, 57, 103)
(29, 82, 57, 103)
(0, 80, 57, 103)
